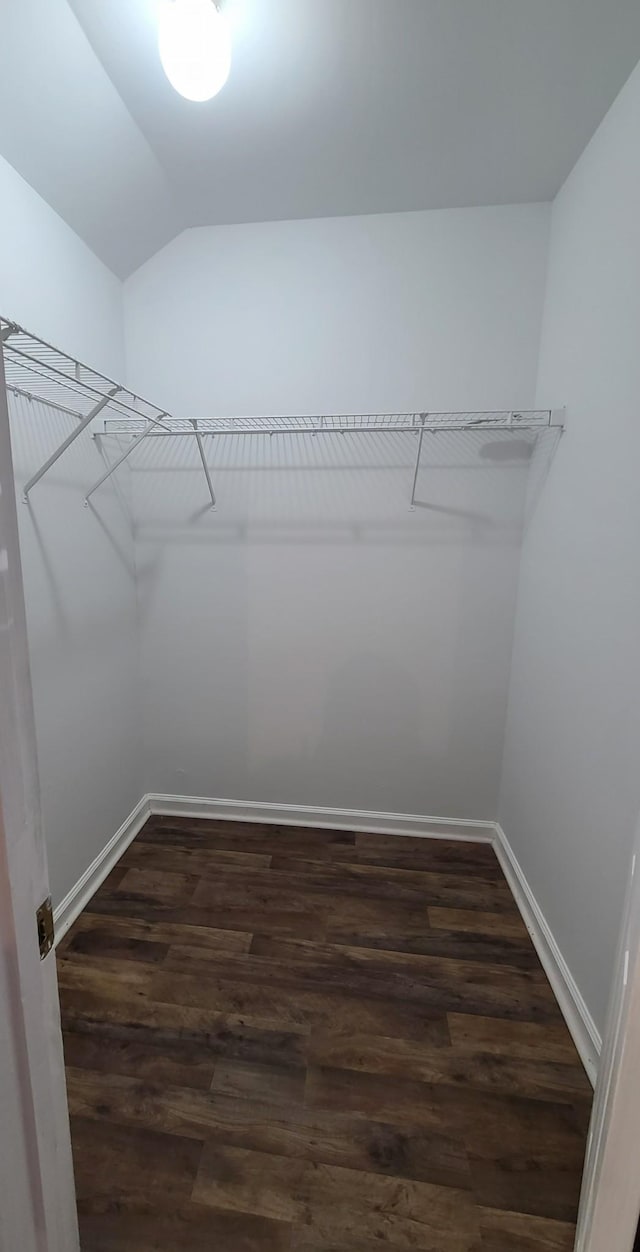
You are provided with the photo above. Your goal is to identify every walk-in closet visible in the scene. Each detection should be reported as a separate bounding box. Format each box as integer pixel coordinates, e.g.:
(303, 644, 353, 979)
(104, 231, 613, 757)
(1, 3, 640, 1251)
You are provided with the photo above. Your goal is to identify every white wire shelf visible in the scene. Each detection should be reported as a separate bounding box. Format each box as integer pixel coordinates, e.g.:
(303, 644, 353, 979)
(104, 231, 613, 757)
(101, 411, 557, 436)
(1, 320, 165, 426)
(2, 316, 564, 511)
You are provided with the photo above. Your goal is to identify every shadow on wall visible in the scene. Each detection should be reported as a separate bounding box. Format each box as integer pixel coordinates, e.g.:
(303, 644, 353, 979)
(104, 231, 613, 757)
(522, 427, 564, 526)
(7, 392, 142, 908)
(130, 430, 535, 540)
(132, 426, 539, 818)
(10, 398, 137, 655)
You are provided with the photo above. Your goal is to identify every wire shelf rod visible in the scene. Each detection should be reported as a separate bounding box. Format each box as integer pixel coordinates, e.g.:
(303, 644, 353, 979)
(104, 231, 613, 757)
(100, 412, 558, 438)
(7, 385, 87, 421)
(1, 319, 168, 427)
(2, 320, 128, 398)
(97, 421, 556, 436)
(4, 347, 161, 425)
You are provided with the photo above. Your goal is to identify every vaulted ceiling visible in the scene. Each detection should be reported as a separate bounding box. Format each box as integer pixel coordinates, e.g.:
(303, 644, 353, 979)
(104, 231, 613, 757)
(1, 0, 640, 278)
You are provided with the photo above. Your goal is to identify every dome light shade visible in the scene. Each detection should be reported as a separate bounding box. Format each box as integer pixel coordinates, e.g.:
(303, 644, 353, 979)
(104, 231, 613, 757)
(158, 0, 231, 103)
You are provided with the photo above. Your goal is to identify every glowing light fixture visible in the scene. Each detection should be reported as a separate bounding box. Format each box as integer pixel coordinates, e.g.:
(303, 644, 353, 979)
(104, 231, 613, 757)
(158, 0, 231, 103)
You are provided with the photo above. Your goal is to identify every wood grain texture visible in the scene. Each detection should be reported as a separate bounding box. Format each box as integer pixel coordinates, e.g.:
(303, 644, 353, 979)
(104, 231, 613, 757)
(58, 817, 591, 1251)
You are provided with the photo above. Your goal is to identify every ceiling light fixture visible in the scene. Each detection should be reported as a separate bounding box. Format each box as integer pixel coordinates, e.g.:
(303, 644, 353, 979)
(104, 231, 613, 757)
(158, 0, 231, 103)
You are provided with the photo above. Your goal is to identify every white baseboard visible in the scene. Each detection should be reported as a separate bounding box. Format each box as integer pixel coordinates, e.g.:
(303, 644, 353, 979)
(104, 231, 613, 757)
(493, 821, 601, 1085)
(53, 796, 151, 945)
(51, 789, 601, 1087)
(147, 793, 495, 842)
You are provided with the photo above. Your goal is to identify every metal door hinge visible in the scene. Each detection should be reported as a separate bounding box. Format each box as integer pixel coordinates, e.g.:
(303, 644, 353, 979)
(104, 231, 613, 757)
(37, 896, 54, 959)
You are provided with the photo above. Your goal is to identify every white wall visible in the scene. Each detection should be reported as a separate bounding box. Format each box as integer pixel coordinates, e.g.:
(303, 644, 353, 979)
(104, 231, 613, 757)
(1, 155, 140, 909)
(0, 154, 123, 376)
(9, 393, 141, 909)
(125, 205, 549, 414)
(125, 205, 550, 817)
(499, 62, 640, 1034)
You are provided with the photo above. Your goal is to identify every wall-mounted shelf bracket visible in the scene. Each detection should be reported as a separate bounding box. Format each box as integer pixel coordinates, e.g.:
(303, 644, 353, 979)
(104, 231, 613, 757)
(23, 388, 120, 501)
(191, 419, 217, 510)
(409, 415, 427, 510)
(84, 412, 169, 505)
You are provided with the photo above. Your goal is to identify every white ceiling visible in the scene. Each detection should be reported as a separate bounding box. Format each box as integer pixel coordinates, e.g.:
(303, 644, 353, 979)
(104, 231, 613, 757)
(1, 0, 640, 278)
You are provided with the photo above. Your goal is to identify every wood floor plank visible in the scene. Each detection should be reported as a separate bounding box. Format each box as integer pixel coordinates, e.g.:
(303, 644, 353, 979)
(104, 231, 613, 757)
(59, 991, 310, 1066)
(63, 1030, 218, 1090)
(324, 895, 524, 944)
(139, 818, 357, 856)
(211, 1058, 307, 1106)
(115, 866, 200, 905)
(478, 1207, 576, 1250)
(431, 1086, 589, 1220)
(148, 967, 452, 1043)
(63, 929, 170, 965)
(306, 1034, 588, 1104)
(58, 816, 591, 1250)
(86, 894, 328, 940)
(470, 1158, 584, 1224)
(305, 1063, 448, 1129)
(431, 1084, 592, 1154)
(429, 906, 530, 939)
(193, 1141, 305, 1222)
(162, 938, 555, 1023)
(121, 840, 274, 874)
(295, 1158, 479, 1250)
(66, 909, 253, 954)
(307, 1037, 591, 1103)
(66, 1067, 470, 1189)
(70, 1115, 202, 1206)
(194, 1143, 480, 1250)
(447, 1012, 588, 1070)
(77, 1201, 292, 1252)
(238, 936, 561, 1023)
(214, 859, 517, 912)
(353, 832, 502, 874)
(318, 926, 541, 968)
(251, 930, 544, 984)
(57, 954, 157, 1002)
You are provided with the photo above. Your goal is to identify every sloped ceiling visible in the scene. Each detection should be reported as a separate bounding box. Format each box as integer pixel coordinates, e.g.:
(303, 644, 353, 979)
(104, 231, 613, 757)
(1, 0, 640, 277)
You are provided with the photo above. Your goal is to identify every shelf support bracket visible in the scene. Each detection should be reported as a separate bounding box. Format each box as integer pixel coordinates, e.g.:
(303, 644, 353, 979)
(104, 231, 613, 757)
(191, 419, 217, 510)
(409, 414, 427, 510)
(84, 412, 169, 505)
(23, 387, 120, 501)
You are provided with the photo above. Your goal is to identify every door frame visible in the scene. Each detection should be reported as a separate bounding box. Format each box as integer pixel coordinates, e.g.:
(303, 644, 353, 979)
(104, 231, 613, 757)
(0, 350, 79, 1251)
(576, 811, 640, 1252)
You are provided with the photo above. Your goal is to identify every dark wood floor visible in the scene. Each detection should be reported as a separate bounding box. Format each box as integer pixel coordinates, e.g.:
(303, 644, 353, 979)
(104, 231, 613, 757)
(57, 817, 592, 1252)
